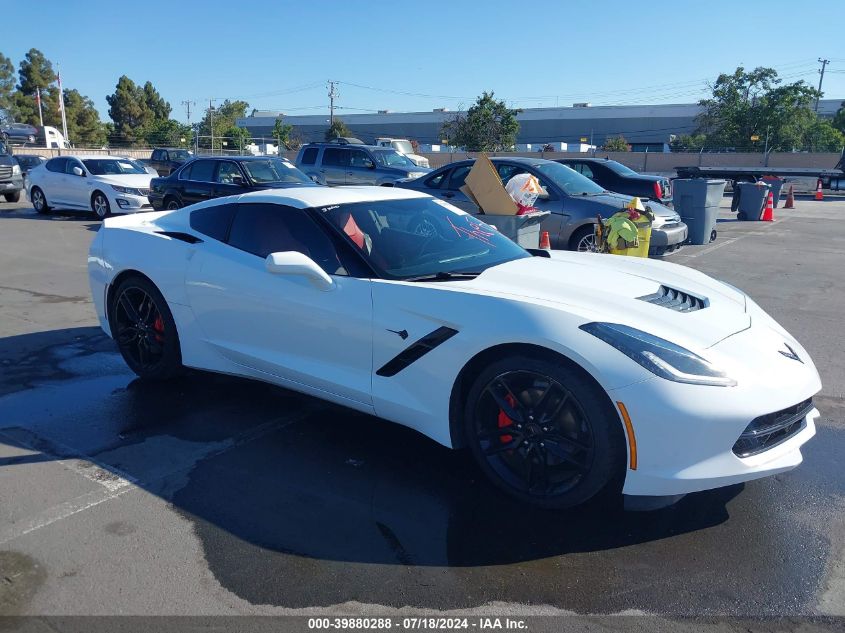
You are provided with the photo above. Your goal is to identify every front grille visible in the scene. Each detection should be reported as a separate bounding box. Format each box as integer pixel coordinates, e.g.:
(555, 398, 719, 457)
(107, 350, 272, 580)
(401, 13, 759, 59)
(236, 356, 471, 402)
(0, 166, 11, 179)
(637, 285, 707, 312)
(732, 399, 813, 457)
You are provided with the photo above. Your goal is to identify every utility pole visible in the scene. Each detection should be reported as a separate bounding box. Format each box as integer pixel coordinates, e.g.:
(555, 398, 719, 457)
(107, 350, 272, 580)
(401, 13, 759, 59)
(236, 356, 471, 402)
(181, 100, 195, 149)
(816, 58, 830, 112)
(327, 81, 338, 126)
(208, 98, 216, 154)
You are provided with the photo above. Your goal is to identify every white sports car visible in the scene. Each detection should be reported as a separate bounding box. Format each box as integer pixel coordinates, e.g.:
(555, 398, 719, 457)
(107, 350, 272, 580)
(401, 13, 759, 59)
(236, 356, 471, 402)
(88, 186, 821, 509)
(28, 154, 153, 219)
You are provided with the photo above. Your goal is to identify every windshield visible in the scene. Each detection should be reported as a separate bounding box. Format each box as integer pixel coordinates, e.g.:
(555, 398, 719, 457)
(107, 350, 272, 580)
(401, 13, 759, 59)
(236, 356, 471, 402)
(320, 197, 530, 280)
(169, 150, 193, 161)
(606, 160, 638, 176)
(372, 149, 415, 168)
(535, 162, 605, 195)
(82, 159, 148, 175)
(242, 158, 312, 184)
(392, 140, 414, 154)
(15, 156, 43, 169)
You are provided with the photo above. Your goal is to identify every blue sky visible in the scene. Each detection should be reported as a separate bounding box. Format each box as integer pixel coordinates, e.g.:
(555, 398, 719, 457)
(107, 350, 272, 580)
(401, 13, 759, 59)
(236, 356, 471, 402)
(4, 0, 844, 123)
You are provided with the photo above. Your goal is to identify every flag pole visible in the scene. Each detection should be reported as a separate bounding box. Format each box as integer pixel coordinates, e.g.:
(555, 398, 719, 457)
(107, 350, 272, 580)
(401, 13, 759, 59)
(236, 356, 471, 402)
(57, 65, 69, 144)
(36, 88, 44, 127)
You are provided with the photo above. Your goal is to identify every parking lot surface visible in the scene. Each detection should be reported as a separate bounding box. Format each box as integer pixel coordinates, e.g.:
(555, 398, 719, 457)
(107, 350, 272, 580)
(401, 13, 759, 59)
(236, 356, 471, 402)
(1, 197, 844, 617)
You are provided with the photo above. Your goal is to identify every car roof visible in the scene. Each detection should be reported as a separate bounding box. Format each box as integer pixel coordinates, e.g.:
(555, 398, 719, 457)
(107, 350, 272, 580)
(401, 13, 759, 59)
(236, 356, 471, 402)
(58, 155, 137, 161)
(187, 155, 294, 162)
(557, 157, 613, 163)
(231, 185, 428, 209)
(436, 156, 558, 169)
(303, 142, 390, 150)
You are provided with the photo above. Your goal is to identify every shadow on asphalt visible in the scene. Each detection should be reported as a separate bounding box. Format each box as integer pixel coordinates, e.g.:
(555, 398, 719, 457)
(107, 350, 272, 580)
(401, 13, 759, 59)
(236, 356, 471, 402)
(0, 326, 742, 572)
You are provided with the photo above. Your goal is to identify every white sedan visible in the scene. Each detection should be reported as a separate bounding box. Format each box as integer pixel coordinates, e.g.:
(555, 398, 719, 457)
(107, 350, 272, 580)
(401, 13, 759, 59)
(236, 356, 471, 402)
(28, 155, 153, 219)
(88, 186, 821, 509)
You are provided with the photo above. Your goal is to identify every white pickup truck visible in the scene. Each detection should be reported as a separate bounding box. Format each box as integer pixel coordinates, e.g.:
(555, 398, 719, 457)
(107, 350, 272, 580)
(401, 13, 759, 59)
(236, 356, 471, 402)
(374, 138, 430, 168)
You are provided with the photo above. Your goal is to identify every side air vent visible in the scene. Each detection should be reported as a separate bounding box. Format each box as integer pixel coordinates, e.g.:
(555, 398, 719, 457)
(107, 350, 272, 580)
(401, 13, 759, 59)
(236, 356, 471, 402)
(637, 285, 707, 312)
(155, 231, 203, 244)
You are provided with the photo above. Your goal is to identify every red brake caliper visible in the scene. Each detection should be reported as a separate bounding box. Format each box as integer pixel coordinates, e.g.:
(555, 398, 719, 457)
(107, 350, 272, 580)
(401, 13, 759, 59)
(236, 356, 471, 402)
(497, 394, 516, 444)
(152, 314, 165, 343)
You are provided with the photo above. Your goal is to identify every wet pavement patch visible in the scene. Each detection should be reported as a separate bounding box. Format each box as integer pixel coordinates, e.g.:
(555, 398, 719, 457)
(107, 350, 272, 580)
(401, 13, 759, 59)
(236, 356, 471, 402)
(0, 552, 46, 615)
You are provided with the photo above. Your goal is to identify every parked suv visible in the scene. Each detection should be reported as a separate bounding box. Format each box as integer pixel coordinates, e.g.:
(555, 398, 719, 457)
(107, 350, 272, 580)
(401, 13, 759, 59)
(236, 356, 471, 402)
(0, 139, 24, 203)
(295, 143, 430, 186)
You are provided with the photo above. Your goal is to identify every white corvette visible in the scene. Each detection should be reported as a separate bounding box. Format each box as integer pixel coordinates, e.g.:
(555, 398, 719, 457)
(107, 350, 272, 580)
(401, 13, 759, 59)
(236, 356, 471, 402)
(88, 186, 821, 508)
(28, 155, 152, 219)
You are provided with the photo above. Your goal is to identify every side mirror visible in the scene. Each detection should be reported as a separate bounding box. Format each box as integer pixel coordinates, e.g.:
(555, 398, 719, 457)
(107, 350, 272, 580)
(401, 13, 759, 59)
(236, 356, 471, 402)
(232, 174, 246, 186)
(72, 166, 84, 177)
(364, 159, 375, 169)
(265, 251, 334, 291)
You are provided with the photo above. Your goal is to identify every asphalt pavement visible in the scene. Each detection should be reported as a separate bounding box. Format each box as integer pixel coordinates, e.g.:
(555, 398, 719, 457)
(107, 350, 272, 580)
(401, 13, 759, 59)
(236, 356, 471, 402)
(0, 196, 844, 621)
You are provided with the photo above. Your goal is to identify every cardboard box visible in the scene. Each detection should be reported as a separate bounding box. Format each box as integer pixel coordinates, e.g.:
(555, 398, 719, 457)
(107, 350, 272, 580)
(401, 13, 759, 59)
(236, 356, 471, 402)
(460, 154, 519, 215)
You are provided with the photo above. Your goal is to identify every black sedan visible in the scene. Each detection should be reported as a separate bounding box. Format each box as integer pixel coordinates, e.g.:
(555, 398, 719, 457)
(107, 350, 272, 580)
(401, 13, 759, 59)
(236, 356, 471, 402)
(1, 122, 39, 146)
(555, 157, 673, 207)
(149, 156, 317, 210)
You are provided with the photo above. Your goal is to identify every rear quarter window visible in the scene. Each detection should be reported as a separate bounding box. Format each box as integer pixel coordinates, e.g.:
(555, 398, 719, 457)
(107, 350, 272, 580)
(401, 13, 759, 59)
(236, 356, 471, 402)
(300, 147, 318, 165)
(189, 203, 237, 241)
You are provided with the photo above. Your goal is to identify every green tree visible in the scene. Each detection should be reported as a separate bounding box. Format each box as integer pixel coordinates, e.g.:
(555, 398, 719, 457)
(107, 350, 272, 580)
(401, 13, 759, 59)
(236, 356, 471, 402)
(273, 117, 294, 149)
(602, 135, 630, 152)
(63, 89, 106, 146)
(197, 99, 249, 150)
(221, 125, 250, 152)
(833, 102, 845, 135)
(441, 91, 521, 151)
(142, 81, 170, 121)
(106, 76, 153, 144)
(11, 48, 60, 126)
(17, 48, 56, 96)
(325, 119, 352, 140)
(0, 52, 15, 112)
(143, 118, 192, 147)
(805, 118, 845, 152)
(669, 133, 707, 151)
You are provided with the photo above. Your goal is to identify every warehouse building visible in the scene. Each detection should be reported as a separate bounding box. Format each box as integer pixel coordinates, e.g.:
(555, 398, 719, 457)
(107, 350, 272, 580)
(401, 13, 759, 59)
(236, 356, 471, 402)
(236, 99, 844, 152)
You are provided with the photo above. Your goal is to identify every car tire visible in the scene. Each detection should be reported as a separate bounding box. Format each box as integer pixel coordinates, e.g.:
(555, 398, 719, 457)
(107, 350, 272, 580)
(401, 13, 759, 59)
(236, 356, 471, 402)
(463, 354, 624, 509)
(164, 196, 181, 211)
(30, 187, 49, 214)
(4, 191, 21, 203)
(91, 191, 111, 219)
(109, 275, 183, 380)
(569, 225, 597, 252)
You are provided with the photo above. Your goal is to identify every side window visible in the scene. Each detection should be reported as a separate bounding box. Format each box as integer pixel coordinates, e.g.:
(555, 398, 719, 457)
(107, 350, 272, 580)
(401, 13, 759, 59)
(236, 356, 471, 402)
(227, 203, 344, 274)
(189, 202, 237, 241)
(322, 148, 349, 167)
(446, 165, 472, 190)
(215, 161, 242, 184)
(349, 149, 372, 168)
(65, 159, 84, 175)
(151, 150, 162, 161)
(186, 160, 215, 182)
(45, 157, 68, 173)
(579, 164, 594, 179)
(179, 163, 192, 180)
(300, 147, 318, 165)
(496, 164, 526, 184)
(424, 170, 448, 189)
(162, 151, 169, 162)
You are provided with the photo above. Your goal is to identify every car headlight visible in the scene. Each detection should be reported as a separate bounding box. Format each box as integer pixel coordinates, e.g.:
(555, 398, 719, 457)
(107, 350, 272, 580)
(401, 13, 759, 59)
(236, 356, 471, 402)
(111, 185, 142, 196)
(12, 164, 21, 175)
(580, 322, 736, 387)
(406, 172, 426, 179)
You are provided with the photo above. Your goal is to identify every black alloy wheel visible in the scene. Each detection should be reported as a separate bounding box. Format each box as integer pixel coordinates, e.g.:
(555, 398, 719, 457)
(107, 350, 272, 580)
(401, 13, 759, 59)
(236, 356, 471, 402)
(111, 276, 182, 379)
(465, 356, 623, 508)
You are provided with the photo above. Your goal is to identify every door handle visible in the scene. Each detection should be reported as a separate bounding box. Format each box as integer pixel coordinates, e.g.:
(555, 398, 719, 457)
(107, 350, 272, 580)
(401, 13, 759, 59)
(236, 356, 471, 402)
(441, 192, 454, 199)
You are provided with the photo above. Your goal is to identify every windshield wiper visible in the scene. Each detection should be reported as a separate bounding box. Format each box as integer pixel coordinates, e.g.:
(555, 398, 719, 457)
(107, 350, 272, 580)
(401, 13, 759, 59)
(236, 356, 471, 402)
(405, 271, 481, 282)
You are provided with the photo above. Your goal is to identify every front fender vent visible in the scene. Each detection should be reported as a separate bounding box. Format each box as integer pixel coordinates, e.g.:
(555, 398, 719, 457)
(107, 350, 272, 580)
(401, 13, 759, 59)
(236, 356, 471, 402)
(637, 285, 707, 312)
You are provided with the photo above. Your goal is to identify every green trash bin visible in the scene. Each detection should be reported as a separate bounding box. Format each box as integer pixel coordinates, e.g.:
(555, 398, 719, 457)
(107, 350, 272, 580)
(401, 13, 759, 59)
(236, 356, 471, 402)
(736, 182, 770, 221)
(672, 178, 726, 244)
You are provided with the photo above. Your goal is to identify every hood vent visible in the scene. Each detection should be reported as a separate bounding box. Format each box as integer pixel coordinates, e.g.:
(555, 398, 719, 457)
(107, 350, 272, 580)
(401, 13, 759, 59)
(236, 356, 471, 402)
(638, 285, 707, 312)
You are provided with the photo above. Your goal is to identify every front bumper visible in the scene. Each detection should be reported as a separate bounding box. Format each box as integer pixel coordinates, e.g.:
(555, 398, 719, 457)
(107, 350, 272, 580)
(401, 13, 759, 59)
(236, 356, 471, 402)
(609, 321, 821, 498)
(107, 191, 153, 214)
(649, 221, 688, 256)
(0, 175, 24, 193)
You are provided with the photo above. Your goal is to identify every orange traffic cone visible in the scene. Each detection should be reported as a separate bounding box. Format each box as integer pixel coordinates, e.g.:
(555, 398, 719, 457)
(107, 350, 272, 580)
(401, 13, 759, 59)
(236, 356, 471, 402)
(539, 231, 551, 250)
(815, 178, 824, 201)
(761, 191, 774, 221)
(784, 185, 795, 209)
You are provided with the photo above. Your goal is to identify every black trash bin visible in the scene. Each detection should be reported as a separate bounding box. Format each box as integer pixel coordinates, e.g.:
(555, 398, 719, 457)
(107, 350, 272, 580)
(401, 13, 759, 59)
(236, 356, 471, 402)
(672, 178, 727, 244)
(735, 182, 771, 221)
